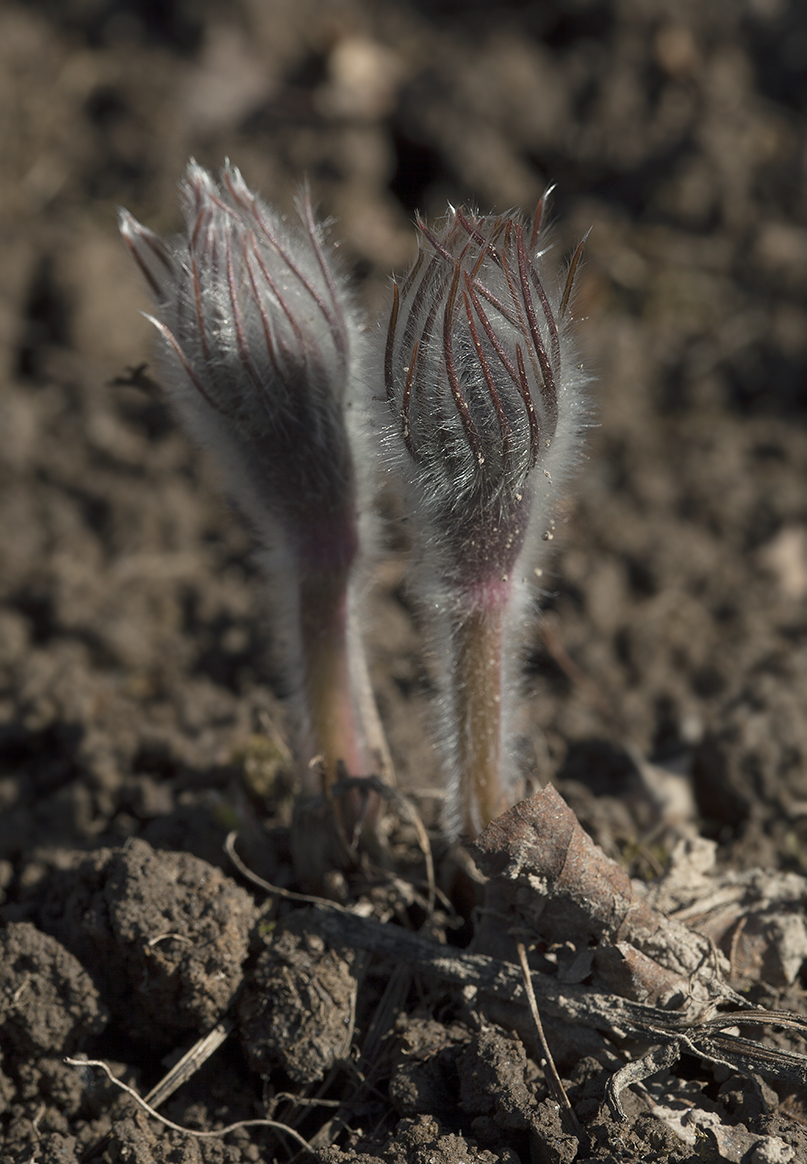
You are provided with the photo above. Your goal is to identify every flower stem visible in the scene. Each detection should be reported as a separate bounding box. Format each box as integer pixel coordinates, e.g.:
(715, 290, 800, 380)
(299, 564, 364, 793)
(451, 585, 511, 836)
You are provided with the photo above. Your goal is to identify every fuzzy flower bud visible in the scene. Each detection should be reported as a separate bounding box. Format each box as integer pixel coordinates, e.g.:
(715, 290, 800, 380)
(384, 201, 588, 836)
(120, 161, 356, 562)
(121, 162, 392, 854)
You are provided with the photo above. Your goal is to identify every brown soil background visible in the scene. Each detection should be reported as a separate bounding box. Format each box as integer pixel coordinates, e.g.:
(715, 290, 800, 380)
(2, 1, 807, 1161)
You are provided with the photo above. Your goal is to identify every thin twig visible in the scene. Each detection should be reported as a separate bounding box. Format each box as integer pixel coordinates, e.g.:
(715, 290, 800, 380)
(341, 949, 366, 1059)
(515, 941, 586, 1141)
(361, 963, 412, 1068)
(226, 773, 437, 918)
(225, 830, 353, 912)
(144, 1020, 233, 1109)
(273, 1092, 343, 1109)
(64, 1058, 317, 1157)
(331, 776, 437, 917)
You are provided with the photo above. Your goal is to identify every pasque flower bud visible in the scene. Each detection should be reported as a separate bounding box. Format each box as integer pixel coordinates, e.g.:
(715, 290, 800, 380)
(384, 201, 588, 836)
(121, 162, 392, 846)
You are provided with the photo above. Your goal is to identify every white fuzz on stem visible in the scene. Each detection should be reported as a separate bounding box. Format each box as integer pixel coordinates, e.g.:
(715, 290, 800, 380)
(383, 200, 589, 837)
(120, 162, 392, 838)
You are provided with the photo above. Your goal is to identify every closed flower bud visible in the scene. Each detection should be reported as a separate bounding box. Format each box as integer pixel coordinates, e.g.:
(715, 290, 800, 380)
(383, 202, 589, 836)
(121, 162, 393, 862)
(120, 161, 357, 560)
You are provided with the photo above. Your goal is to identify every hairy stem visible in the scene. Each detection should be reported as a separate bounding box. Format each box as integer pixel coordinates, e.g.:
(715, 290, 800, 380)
(451, 588, 511, 836)
(299, 565, 365, 793)
(297, 562, 393, 846)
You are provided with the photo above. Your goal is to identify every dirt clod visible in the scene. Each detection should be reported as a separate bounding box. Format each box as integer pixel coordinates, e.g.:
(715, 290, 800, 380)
(38, 839, 255, 1041)
(239, 913, 356, 1084)
(0, 921, 107, 1059)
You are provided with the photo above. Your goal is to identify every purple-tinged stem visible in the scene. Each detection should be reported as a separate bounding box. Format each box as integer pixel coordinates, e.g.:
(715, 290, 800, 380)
(296, 545, 391, 840)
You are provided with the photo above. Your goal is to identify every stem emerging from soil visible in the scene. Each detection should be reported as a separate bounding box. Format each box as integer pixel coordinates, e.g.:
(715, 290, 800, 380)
(452, 590, 509, 836)
(299, 564, 364, 789)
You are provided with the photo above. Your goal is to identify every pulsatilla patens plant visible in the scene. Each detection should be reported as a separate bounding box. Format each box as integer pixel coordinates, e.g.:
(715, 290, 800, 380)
(120, 163, 392, 838)
(384, 202, 588, 837)
(122, 163, 589, 854)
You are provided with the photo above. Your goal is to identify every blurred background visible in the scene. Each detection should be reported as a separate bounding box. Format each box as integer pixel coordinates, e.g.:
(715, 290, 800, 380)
(2, 0, 807, 886)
